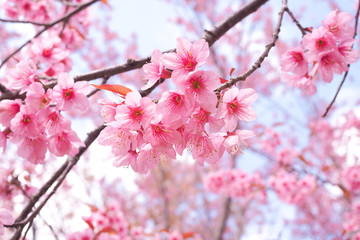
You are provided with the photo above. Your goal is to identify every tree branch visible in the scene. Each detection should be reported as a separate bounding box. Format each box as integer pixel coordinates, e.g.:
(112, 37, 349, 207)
(73, 0, 269, 83)
(8, 124, 105, 239)
(215, 0, 288, 93)
(0, 18, 50, 26)
(0, 0, 100, 69)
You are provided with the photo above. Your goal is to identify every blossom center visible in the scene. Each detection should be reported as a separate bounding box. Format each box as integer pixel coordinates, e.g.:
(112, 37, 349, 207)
(193, 80, 201, 90)
(23, 116, 31, 123)
(292, 52, 303, 63)
(42, 49, 52, 58)
(64, 89, 73, 99)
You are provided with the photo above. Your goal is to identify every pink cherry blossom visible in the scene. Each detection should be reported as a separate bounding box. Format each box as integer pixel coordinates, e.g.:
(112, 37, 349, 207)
(6, 59, 38, 93)
(38, 108, 71, 134)
(17, 135, 48, 164)
(310, 49, 347, 82)
(187, 133, 223, 166)
(280, 47, 308, 75)
(25, 82, 51, 111)
(162, 37, 209, 81)
(223, 130, 255, 155)
(180, 70, 219, 113)
(0, 209, 14, 236)
(283, 73, 317, 95)
(115, 91, 156, 130)
(10, 105, 41, 138)
(52, 73, 90, 111)
(29, 34, 69, 64)
(302, 27, 337, 61)
(98, 99, 122, 123)
(144, 118, 183, 147)
(98, 124, 132, 156)
(322, 9, 353, 40)
(0, 99, 21, 127)
(156, 90, 194, 128)
(338, 39, 359, 64)
(216, 88, 258, 132)
(142, 49, 172, 90)
(48, 129, 84, 157)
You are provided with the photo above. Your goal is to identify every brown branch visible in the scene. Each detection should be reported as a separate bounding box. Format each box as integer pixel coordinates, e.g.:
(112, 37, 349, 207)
(8, 124, 105, 239)
(285, 8, 307, 36)
(73, 0, 269, 83)
(0, 18, 50, 26)
(215, 0, 288, 93)
(322, 3, 360, 117)
(215, 197, 232, 240)
(0, 0, 100, 69)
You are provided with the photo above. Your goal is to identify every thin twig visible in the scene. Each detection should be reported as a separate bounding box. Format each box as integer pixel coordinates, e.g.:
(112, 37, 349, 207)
(73, 0, 269, 83)
(322, 3, 360, 117)
(285, 8, 307, 36)
(8, 125, 105, 239)
(0, 0, 100, 69)
(215, 0, 287, 93)
(0, 18, 50, 26)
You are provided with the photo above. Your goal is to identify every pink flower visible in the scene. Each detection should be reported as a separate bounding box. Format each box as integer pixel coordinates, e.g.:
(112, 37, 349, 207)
(280, 47, 308, 75)
(180, 70, 219, 113)
(283, 73, 317, 95)
(144, 118, 183, 147)
(10, 105, 41, 138)
(52, 73, 90, 111)
(38, 108, 71, 135)
(25, 82, 51, 111)
(6, 59, 38, 93)
(29, 35, 69, 64)
(141, 49, 171, 90)
(224, 130, 255, 155)
(98, 99, 122, 123)
(338, 39, 359, 64)
(322, 10, 353, 40)
(17, 135, 48, 164)
(162, 37, 209, 81)
(0, 209, 14, 236)
(216, 88, 258, 132)
(0, 99, 21, 127)
(302, 27, 337, 61)
(156, 90, 194, 128)
(115, 91, 156, 130)
(310, 49, 347, 83)
(135, 143, 176, 174)
(98, 124, 133, 156)
(48, 129, 84, 157)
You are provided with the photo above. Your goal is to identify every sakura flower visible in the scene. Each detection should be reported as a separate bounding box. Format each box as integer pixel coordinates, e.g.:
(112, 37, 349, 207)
(338, 39, 359, 64)
(322, 10, 353, 40)
(98, 99, 122, 123)
(10, 105, 41, 138)
(17, 135, 48, 164)
(0, 209, 14, 236)
(144, 117, 183, 147)
(162, 37, 209, 81)
(0, 99, 21, 127)
(135, 143, 176, 174)
(52, 73, 90, 111)
(310, 49, 347, 83)
(98, 124, 132, 156)
(216, 88, 258, 132)
(224, 130, 255, 155)
(283, 73, 317, 95)
(48, 129, 84, 157)
(142, 49, 171, 90)
(180, 70, 219, 113)
(280, 47, 308, 75)
(38, 108, 71, 135)
(156, 90, 194, 128)
(29, 35, 69, 64)
(25, 82, 51, 111)
(115, 91, 156, 130)
(302, 27, 337, 61)
(6, 59, 38, 93)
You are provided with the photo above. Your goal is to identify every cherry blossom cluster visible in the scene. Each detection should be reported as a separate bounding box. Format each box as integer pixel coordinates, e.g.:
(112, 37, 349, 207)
(0, 72, 90, 163)
(98, 37, 258, 173)
(342, 166, 360, 193)
(280, 10, 359, 94)
(343, 201, 360, 239)
(67, 203, 200, 240)
(203, 169, 265, 199)
(269, 170, 316, 204)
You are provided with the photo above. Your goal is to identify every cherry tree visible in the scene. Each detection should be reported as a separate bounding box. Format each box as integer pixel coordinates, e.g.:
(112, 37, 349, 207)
(1, 0, 360, 239)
